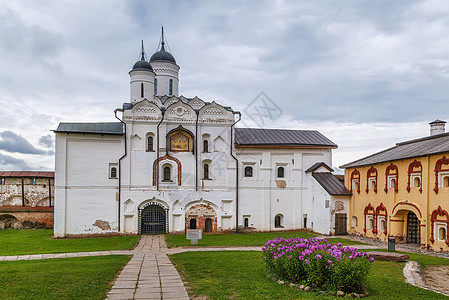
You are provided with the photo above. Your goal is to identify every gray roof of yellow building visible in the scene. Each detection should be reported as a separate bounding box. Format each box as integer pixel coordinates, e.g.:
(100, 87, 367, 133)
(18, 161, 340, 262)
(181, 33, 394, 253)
(234, 128, 337, 147)
(340, 132, 449, 169)
(312, 172, 352, 196)
(54, 123, 124, 135)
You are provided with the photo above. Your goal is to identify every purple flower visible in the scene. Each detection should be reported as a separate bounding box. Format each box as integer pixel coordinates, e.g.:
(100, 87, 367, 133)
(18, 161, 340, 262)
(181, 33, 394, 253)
(369, 257, 375, 263)
(315, 254, 322, 259)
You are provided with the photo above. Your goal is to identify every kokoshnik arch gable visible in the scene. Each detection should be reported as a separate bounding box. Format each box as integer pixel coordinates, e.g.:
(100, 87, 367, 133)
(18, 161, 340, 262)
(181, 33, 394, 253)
(53, 29, 350, 237)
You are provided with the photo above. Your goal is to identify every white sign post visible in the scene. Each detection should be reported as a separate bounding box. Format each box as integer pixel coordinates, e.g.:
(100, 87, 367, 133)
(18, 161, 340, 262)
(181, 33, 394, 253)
(186, 229, 202, 245)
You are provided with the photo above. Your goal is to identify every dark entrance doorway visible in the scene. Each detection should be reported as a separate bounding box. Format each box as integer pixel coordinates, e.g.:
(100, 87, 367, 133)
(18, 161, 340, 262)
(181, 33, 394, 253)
(139, 202, 168, 234)
(335, 213, 348, 235)
(190, 218, 197, 229)
(406, 211, 420, 244)
(205, 218, 212, 232)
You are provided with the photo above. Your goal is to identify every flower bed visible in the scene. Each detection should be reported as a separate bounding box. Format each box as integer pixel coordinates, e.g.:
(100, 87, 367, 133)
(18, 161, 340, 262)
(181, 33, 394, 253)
(262, 237, 374, 293)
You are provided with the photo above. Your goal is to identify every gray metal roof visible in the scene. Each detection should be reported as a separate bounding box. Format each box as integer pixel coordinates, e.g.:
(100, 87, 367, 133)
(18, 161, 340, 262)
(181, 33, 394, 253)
(340, 132, 449, 169)
(234, 128, 337, 148)
(305, 162, 334, 173)
(54, 123, 124, 135)
(312, 172, 352, 196)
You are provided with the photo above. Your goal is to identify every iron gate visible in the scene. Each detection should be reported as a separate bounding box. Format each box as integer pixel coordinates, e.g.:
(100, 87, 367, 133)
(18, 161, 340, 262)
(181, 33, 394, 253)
(138, 202, 169, 234)
(406, 211, 420, 244)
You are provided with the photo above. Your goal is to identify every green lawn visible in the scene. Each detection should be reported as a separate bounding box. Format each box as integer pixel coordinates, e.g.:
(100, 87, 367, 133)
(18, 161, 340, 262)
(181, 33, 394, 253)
(0, 255, 131, 300)
(166, 231, 366, 248)
(0, 229, 140, 256)
(170, 251, 447, 299)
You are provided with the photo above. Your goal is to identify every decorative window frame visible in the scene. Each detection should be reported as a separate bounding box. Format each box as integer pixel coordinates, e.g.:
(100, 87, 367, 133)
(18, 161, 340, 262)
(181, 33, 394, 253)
(407, 160, 423, 193)
(365, 166, 377, 193)
(363, 203, 375, 232)
(384, 163, 398, 193)
(153, 155, 182, 186)
(435, 222, 447, 241)
(350, 169, 360, 194)
(430, 205, 449, 245)
(440, 172, 449, 188)
(352, 179, 360, 192)
(161, 163, 175, 183)
(375, 202, 388, 235)
(434, 156, 449, 194)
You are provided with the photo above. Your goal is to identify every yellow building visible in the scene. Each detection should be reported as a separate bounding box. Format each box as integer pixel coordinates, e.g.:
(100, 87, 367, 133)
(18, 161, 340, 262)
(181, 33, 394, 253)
(341, 120, 449, 251)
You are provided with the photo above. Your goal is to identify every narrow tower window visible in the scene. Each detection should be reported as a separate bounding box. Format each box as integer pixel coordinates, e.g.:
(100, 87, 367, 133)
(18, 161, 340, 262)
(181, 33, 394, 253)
(110, 167, 117, 178)
(169, 79, 173, 96)
(163, 166, 171, 181)
(277, 167, 285, 178)
(244, 166, 253, 177)
(203, 140, 209, 152)
(154, 79, 157, 95)
(147, 136, 153, 151)
(204, 164, 210, 179)
(141, 83, 144, 98)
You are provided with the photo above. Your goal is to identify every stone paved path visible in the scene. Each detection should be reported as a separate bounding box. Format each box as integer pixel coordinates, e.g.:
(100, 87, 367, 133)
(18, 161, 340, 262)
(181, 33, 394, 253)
(107, 235, 189, 300)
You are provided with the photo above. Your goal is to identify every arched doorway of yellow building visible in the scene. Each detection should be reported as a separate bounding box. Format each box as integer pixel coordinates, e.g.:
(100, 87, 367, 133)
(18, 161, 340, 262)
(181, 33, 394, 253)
(391, 201, 423, 244)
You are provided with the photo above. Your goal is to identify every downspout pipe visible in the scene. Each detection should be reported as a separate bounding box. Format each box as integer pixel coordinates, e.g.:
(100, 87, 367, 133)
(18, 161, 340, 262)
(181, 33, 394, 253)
(156, 109, 166, 191)
(195, 110, 199, 191)
(230, 111, 241, 232)
(114, 108, 127, 233)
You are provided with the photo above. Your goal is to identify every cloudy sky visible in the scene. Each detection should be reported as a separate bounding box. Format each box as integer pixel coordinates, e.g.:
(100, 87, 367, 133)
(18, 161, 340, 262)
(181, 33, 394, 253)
(1, 0, 449, 171)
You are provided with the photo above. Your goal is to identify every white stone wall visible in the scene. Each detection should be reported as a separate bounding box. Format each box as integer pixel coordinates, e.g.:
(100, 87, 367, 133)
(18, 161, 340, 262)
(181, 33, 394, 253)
(54, 134, 123, 237)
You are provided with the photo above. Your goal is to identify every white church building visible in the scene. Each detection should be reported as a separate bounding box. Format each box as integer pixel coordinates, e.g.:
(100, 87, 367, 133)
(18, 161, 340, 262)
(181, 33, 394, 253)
(54, 31, 351, 237)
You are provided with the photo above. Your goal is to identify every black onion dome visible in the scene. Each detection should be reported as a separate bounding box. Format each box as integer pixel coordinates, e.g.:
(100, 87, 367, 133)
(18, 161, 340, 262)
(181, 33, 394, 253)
(150, 44, 176, 64)
(132, 59, 154, 71)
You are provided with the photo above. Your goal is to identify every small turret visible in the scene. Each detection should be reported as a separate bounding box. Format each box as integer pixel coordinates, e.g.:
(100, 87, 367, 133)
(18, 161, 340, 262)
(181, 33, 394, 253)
(129, 41, 155, 103)
(150, 27, 180, 97)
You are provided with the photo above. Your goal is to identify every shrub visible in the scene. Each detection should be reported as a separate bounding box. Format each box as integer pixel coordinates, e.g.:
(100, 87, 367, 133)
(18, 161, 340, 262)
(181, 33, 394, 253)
(262, 237, 374, 293)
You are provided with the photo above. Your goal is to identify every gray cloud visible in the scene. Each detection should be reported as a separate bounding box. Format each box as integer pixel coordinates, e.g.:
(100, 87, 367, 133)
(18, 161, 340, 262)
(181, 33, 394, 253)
(0, 131, 53, 155)
(38, 134, 54, 149)
(0, 153, 32, 170)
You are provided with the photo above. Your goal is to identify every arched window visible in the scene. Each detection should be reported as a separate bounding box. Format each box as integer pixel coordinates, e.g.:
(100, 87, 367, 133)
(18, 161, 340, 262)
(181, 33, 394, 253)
(244, 166, 253, 177)
(443, 176, 449, 188)
(190, 218, 197, 229)
(33, 179, 36, 185)
(204, 164, 210, 179)
(147, 136, 153, 151)
(369, 218, 374, 230)
(205, 218, 212, 232)
(203, 140, 209, 152)
(380, 219, 386, 231)
(244, 217, 249, 228)
(275, 215, 282, 228)
(277, 167, 284, 178)
(439, 227, 447, 240)
(163, 166, 171, 181)
(390, 178, 396, 189)
(414, 177, 421, 188)
(110, 167, 117, 178)
(141, 83, 144, 98)
(169, 79, 173, 95)
(154, 78, 157, 95)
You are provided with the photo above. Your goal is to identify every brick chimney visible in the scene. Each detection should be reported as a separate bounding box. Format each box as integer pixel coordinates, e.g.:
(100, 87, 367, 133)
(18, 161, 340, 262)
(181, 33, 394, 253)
(429, 119, 446, 136)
